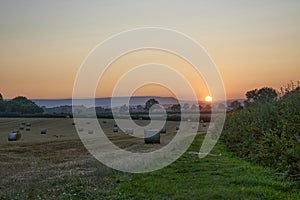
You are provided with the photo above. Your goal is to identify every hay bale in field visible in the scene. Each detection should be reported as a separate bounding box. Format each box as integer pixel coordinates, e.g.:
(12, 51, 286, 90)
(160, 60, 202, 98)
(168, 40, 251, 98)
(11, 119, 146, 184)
(88, 130, 94, 134)
(8, 132, 21, 141)
(125, 128, 134, 135)
(40, 129, 47, 134)
(160, 125, 167, 133)
(113, 127, 118, 133)
(144, 129, 160, 144)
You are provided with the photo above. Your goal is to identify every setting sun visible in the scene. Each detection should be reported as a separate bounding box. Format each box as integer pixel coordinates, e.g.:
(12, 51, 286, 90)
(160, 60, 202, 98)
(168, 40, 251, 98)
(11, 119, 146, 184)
(205, 96, 212, 102)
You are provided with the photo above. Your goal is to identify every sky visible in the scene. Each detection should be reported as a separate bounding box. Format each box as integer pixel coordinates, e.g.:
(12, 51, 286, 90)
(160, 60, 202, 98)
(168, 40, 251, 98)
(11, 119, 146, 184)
(0, 0, 299, 100)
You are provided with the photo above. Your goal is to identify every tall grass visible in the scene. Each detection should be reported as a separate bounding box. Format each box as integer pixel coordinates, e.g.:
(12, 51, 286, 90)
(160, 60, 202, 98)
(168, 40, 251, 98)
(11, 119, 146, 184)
(222, 87, 300, 181)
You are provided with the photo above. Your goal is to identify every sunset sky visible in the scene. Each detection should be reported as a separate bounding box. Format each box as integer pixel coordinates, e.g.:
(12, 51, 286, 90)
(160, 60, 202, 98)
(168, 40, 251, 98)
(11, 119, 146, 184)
(0, 1, 299, 100)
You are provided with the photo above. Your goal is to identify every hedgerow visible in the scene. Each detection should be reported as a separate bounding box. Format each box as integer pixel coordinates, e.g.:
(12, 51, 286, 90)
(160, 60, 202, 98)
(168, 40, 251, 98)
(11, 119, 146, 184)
(222, 86, 300, 181)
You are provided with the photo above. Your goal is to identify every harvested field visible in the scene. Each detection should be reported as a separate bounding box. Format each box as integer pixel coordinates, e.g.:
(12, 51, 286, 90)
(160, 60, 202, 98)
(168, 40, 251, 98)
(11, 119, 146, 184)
(0, 118, 208, 198)
(0, 118, 298, 199)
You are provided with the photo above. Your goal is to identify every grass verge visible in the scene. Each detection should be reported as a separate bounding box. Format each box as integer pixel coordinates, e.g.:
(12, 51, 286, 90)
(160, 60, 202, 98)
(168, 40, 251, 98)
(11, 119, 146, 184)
(110, 135, 299, 199)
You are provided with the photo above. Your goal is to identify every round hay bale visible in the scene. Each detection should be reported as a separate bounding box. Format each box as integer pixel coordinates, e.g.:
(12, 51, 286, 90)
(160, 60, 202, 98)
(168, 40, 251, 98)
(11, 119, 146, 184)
(160, 125, 167, 133)
(88, 130, 94, 134)
(144, 129, 160, 144)
(40, 129, 47, 134)
(125, 128, 134, 135)
(8, 132, 21, 141)
(113, 127, 118, 133)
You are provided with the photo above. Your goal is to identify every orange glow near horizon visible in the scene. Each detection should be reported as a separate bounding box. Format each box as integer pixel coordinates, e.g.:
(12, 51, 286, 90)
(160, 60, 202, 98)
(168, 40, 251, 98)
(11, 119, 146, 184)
(0, 2, 299, 100)
(96, 49, 210, 101)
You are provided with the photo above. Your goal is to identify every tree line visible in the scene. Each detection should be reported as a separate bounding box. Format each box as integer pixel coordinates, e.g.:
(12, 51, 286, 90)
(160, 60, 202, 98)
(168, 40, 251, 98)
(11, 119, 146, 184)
(0, 94, 43, 114)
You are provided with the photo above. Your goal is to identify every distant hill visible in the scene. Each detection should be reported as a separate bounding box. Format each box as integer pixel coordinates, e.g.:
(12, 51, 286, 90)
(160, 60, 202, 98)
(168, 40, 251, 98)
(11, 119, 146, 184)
(33, 96, 180, 108)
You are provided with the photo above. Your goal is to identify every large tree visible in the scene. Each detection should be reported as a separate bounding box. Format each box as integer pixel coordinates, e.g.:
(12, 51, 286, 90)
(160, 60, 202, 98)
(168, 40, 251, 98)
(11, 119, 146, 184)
(5, 96, 43, 114)
(119, 104, 129, 113)
(145, 98, 159, 111)
(245, 87, 278, 105)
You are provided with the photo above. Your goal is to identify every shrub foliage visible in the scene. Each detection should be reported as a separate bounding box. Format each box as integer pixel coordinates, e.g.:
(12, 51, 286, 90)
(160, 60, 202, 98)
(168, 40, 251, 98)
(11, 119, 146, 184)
(222, 85, 300, 180)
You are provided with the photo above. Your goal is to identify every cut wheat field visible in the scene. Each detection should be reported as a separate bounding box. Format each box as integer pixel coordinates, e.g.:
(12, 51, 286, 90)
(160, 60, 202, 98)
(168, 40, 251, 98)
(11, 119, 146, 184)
(0, 118, 298, 199)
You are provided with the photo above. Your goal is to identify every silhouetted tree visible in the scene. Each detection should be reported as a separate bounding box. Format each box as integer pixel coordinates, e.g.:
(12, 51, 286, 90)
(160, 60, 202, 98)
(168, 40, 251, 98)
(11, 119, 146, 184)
(119, 104, 129, 113)
(183, 103, 189, 110)
(171, 104, 181, 112)
(95, 106, 105, 113)
(280, 81, 300, 98)
(203, 104, 211, 112)
(136, 105, 144, 111)
(198, 104, 203, 111)
(190, 104, 197, 110)
(245, 87, 278, 105)
(145, 98, 159, 111)
(0, 93, 5, 112)
(5, 96, 43, 114)
(230, 100, 242, 110)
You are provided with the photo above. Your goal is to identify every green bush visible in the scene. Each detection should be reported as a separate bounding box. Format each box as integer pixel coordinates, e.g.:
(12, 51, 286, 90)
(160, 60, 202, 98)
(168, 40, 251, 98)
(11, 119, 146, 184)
(222, 90, 300, 181)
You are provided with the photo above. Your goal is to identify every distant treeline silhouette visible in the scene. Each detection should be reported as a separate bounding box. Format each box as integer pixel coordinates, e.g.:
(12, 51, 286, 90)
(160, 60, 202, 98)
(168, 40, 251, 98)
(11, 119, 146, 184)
(0, 94, 43, 114)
